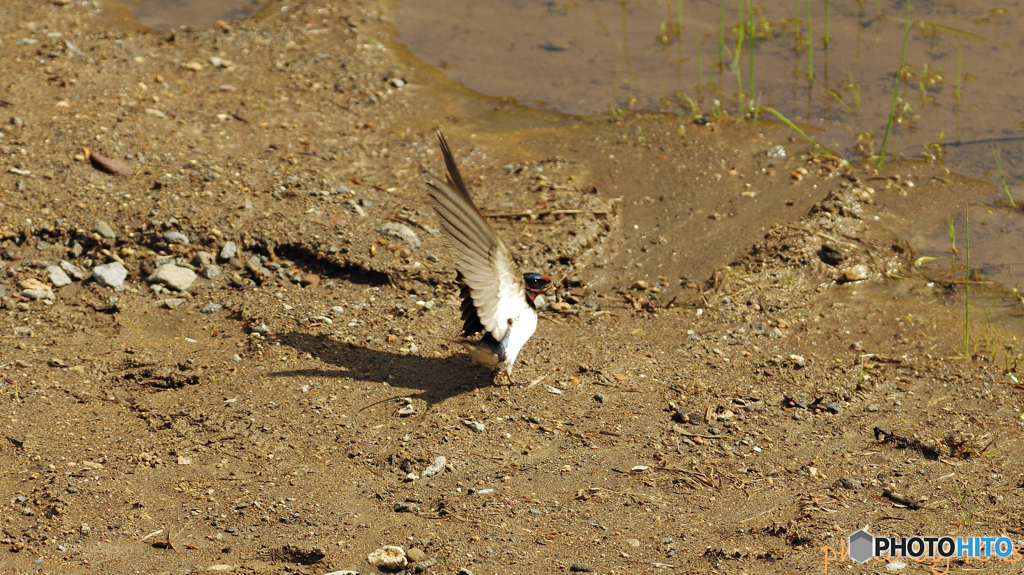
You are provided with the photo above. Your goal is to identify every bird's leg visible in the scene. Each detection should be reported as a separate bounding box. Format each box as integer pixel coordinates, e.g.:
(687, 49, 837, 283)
(503, 371, 524, 386)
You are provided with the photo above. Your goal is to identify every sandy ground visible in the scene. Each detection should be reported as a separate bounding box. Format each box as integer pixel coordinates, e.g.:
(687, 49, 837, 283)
(1, 1, 1023, 574)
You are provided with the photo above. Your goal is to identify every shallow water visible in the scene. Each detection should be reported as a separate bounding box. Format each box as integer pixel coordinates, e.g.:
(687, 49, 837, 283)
(114, 0, 262, 29)
(397, 0, 1023, 184)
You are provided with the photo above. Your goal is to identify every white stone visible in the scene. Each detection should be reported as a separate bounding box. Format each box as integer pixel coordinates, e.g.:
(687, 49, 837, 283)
(92, 262, 127, 287)
(148, 264, 197, 291)
(367, 546, 407, 570)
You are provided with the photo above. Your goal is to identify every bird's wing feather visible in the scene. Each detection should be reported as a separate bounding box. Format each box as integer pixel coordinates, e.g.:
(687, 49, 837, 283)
(426, 133, 529, 343)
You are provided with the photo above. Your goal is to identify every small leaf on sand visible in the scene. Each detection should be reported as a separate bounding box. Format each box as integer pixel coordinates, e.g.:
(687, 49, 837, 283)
(83, 146, 132, 176)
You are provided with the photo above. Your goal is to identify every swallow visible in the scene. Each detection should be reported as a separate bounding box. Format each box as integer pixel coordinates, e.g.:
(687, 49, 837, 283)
(426, 132, 550, 384)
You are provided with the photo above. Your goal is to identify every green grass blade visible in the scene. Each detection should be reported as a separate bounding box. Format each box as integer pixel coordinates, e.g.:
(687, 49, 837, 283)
(765, 107, 850, 168)
(806, 0, 813, 79)
(877, 0, 911, 166)
(964, 206, 970, 357)
(917, 21, 1009, 46)
(992, 145, 1016, 207)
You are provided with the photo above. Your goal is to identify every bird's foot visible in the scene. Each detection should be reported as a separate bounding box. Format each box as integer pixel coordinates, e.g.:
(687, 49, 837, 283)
(503, 372, 524, 386)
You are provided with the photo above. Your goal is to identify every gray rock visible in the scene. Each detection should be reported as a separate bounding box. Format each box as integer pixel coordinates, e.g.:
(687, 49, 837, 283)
(148, 264, 197, 291)
(35, 241, 51, 251)
(201, 264, 221, 279)
(219, 241, 237, 261)
(393, 502, 420, 513)
(200, 303, 223, 314)
(22, 288, 54, 300)
(92, 221, 116, 239)
(823, 401, 841, 414)
(458, 569, 474, 575)
(463, 420, 485, 433)
(593, 393, 607, 403)
(69, 242, 84, 258)
(420, 456, 446, 478)
(92, 262, 127, 287)
(251, 322, 269, 334)
(60, 260, 88, 280)
(46, 265, 72, 288)
(570, 564, 595, 573)
(376, 222, 420, 249)
(162, 231, 189, 245)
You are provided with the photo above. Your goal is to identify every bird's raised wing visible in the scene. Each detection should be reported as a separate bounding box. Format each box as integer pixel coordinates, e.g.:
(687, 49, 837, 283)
(426, 132, 529, 343)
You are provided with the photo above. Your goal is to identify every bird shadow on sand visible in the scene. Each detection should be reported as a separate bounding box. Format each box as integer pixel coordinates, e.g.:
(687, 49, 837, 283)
(270, 331, 496, 412)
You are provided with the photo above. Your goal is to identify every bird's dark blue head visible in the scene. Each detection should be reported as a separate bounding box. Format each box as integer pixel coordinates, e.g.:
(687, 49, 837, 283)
(523, 273, 551, 301)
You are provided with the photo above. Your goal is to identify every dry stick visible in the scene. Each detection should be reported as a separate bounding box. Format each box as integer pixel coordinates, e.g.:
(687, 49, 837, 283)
(484, 209, 614, 218)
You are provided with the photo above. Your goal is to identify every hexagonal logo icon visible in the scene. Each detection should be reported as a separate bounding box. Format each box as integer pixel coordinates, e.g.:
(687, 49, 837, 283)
(849, 529, 874, 564)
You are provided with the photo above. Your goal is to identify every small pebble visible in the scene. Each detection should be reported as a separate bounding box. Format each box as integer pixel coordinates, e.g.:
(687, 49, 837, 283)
(463, 420, 486, 433)
(376, 222, 420, 249)
(201, 264, 221, 279)
(393, 502, 420, 513)
(420, 456, 446, 478)
(92, 220, 116, 239)
(251, 322, 269, 334)
(841, 264, 869, 282)
(570, 563, 595, 573)
(406, 547, 426, 562)
(301, 273, 321, 286)
(162, 231, 189, 244)
(22, 288, 54, 300)
(367, 546, 407, 570)
(92, 262, 127, 287)
(593, 393, 607, 403)
(219, 241, 238, 261)
(148, 264, 197, 291)
(46, 265, 72, 287)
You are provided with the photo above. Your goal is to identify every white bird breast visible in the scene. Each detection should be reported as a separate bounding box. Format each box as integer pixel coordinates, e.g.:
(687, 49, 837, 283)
(498, 306, 538, 372)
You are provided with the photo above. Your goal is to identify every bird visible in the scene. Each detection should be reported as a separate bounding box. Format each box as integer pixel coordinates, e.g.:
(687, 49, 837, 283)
(425, 131, 550, 385)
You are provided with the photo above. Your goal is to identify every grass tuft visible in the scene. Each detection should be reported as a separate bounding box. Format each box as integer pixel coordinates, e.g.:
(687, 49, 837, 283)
(877, 0, 912, 166)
